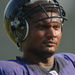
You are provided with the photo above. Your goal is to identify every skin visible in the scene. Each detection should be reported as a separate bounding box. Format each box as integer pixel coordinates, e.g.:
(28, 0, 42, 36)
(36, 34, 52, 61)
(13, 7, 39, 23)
(22, 12, 62, 70)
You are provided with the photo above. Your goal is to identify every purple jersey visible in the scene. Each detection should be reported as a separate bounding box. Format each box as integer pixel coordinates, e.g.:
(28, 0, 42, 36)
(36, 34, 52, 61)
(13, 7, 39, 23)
(0, 53, 75, 75)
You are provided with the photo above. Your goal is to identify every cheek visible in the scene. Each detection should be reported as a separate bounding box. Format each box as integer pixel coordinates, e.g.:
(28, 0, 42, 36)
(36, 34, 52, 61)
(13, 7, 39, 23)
(27, 31, 45, 48)
(56, 29, 62, 36)
(32, 30, 45, 42)
(57, 31, 62, 44)
(38, 31, 45, 36)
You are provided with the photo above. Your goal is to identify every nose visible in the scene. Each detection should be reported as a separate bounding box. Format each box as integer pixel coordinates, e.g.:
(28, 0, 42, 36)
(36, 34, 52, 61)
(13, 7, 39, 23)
(46, 27, 57, 38)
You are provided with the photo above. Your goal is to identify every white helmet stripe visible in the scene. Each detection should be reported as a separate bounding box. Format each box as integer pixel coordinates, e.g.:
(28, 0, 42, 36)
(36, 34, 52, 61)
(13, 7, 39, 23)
(30, 0, 50, 3)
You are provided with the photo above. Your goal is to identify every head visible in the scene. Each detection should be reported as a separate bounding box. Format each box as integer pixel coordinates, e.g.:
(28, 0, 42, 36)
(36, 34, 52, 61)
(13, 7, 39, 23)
(4, 0, 67, 57)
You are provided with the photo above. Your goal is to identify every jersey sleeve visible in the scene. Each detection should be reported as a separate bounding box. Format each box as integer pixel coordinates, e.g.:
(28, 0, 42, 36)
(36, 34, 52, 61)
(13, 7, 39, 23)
(61, 53, 75, 68)
(0, 61, 7, 75)
(0, 60, 28, 75)
(0, 67, 4, 75)
(63, 53, 75, 61)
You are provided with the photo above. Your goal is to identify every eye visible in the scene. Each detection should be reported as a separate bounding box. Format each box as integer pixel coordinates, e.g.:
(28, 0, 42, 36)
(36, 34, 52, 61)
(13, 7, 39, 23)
(52, 23, 62, 30)
(37, 25, 47, 30)
(35, 22, 49, 30)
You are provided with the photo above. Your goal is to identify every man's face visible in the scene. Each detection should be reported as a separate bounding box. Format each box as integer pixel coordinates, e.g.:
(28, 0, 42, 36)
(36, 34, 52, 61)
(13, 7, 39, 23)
(22, 12, 62, 56)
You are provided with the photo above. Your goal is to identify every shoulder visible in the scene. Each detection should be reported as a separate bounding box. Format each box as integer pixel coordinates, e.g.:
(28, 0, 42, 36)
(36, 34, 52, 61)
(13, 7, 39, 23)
(54, 53, 75, 67)
(55, 53, 75, 61)
(0, 60, 28, 75)
(0, 60, 22, 68)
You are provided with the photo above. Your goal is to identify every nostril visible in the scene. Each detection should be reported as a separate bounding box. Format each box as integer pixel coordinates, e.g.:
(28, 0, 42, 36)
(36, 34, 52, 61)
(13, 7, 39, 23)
(46, 29, 56, 37)
(46, 33, 53, 40)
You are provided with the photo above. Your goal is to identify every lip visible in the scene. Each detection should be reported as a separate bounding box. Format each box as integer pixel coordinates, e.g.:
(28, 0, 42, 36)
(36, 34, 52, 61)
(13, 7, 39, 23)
(43, 40, 57, 47)
(46, 43, 56, 47)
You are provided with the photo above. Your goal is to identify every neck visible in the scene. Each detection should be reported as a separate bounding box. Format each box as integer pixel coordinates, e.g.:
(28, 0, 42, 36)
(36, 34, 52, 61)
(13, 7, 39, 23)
(23, 51, 54, 70)
(39, 55, 54, 70)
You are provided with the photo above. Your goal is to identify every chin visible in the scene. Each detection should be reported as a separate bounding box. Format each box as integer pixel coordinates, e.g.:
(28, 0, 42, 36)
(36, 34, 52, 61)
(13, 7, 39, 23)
(44, 47, 56, 55)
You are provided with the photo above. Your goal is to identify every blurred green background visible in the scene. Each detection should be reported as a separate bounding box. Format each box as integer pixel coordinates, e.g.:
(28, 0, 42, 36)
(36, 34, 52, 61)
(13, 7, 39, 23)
(0, 0, 75, 60)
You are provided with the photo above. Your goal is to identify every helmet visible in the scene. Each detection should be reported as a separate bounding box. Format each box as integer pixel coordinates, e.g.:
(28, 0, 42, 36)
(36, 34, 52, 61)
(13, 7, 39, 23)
(4, 0, 67, 50)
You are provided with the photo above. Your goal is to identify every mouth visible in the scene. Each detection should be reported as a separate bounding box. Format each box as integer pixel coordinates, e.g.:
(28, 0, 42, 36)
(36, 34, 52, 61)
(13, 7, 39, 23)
(43, 40, 57, 47)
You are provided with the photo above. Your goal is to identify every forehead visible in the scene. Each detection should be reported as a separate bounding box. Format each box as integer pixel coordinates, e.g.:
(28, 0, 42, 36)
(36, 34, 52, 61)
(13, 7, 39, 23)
(29, 12, 62, 24)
